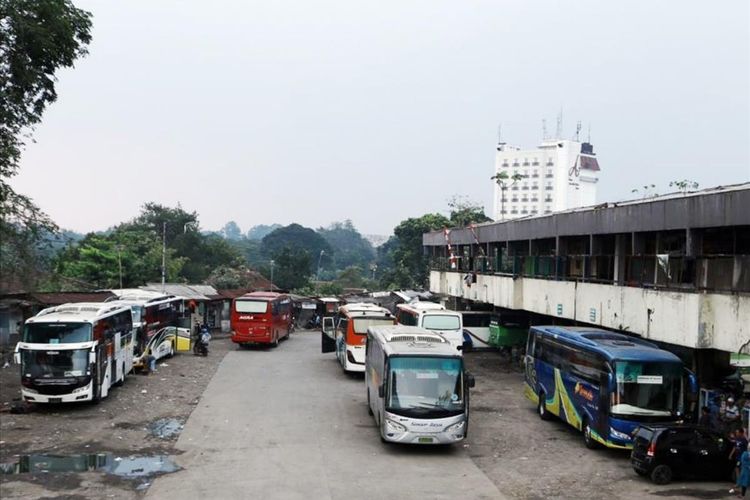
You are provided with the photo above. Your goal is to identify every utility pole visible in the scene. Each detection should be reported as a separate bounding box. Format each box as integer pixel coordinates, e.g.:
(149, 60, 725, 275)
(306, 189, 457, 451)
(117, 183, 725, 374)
(270, 259, 275, 284)
(116, 245, 123, 292)
(161, 222, 166, 292)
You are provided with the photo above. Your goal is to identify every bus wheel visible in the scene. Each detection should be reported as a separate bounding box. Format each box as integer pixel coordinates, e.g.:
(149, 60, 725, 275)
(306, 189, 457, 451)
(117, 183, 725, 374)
(582, 419, 599, 449)
(538, 393, 551, 420)
(92, 382, 102, 404)
(367, 390, 373, 416)
(272, 334, 279, 348)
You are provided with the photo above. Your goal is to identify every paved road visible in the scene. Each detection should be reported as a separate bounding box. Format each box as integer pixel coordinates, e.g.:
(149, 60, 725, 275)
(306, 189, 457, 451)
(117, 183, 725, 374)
(146, 331, 504, 500)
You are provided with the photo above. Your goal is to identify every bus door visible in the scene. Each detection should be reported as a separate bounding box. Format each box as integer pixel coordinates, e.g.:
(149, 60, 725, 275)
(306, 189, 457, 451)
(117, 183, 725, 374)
(321, 317, 336, 353)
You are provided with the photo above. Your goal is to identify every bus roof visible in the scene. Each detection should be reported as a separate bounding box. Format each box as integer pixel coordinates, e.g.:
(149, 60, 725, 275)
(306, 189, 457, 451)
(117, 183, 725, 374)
(107, 295, 181, 307)
(530, 326, 682, 363)
(368, 325, 459, 358)
(396, 302, 447, 313)
(29, 302, 131, 324)
(237, 291, 287, 301)
(339, 303, 392, 317)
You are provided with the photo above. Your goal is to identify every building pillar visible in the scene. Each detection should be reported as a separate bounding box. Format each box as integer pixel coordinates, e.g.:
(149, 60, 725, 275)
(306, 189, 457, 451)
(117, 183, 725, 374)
(614, 234, 627, 285)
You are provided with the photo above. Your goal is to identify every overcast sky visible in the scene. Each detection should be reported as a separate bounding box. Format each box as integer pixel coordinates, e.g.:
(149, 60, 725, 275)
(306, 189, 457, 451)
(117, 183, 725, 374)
(11, 0, 750, 236)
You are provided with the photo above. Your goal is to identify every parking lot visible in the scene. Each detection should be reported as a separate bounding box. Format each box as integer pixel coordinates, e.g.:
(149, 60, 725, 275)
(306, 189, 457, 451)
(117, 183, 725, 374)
(0, 332, 737, 499)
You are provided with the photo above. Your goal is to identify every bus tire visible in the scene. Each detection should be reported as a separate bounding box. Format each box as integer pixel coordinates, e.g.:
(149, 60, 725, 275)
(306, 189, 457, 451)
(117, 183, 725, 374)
(583, 419, 599, 449)
(538, 393, 552, 421)
(272, 333, 279, 348)
(92, 381, 102, 404)
(367, 390, 373, 416)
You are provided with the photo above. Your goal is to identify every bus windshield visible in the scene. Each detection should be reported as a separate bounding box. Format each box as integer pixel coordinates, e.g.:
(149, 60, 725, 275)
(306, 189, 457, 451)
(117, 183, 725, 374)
(23, 323, 92, 344)
(352, 318, 393, 335)
(422, 315, 460, 331)
(130, 306, 144, 324)
(235, 301, 268, 314)
(612, 361, 682, 417)
(21, 349, 90, 378)
(387, 357, 464, 418)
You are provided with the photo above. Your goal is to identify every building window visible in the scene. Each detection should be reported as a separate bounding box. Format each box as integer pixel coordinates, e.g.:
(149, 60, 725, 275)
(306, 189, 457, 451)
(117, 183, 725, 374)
(513, 159, 519, 166)
(532, 170, 539, 178)
(531, 209, 538, 214)
(511, 197, 518, 202)
(546, 160, 554, 166)
(502, 161, 509, 167)
(510, 209, 518, 214)
(545, 209, 552, 214)
(500, 210, 507, 214)
(532, 158, 539, 166)
(546, 172, 554, 178)
(545, 186, 553, 191)
(521, 209, 528, 214)
(501, 197, 508, 202)
(522, 185, 529, 190)
(511, 186, 519, 191)
(531, 184, 538, 190)
(521, 197, 528, 202)
(523, 159, 530, 166)
(531, 197, 538, 202)
(545, 196, 552, 202)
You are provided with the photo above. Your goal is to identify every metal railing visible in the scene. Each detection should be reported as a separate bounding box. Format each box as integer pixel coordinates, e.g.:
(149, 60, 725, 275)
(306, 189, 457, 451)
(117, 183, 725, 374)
(429, 254, 750, 292)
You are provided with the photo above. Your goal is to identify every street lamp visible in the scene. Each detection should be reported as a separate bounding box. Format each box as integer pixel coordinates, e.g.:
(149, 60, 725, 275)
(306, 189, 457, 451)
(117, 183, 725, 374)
(270, 259, 275, 284)
(316, 250, 325, 281)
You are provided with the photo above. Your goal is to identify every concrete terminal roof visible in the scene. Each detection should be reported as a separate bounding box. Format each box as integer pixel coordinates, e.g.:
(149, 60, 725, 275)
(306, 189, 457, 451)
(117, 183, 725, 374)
(424, 182, 750, 246)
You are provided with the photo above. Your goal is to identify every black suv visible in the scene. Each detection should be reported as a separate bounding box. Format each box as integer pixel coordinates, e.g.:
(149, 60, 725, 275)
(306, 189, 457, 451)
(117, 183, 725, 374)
(631, 424, 734, 485)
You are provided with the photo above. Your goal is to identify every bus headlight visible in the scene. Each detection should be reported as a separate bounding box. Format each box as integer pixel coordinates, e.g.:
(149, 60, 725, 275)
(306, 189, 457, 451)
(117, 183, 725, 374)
(385, 419, 406, 433)
(610, 427, 631, 441)
(445, 421, 465, 434)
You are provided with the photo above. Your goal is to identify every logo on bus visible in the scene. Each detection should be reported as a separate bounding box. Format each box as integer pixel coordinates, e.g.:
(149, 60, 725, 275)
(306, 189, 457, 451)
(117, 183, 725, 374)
(574, 382, 595, 402)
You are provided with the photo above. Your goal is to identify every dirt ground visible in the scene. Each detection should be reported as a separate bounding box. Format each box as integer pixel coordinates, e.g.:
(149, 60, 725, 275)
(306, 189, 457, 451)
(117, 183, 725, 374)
(465, 350, 733, 499)
(0, 334, 232, 499)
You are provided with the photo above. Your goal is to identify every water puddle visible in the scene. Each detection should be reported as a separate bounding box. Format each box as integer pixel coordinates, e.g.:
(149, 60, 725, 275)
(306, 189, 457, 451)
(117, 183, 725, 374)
(0, 453, 180, 479)
(148, 418, 184, 439)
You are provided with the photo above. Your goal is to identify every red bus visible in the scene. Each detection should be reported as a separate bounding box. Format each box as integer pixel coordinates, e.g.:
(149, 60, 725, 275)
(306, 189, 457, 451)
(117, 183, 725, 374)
(231, 292, 292, 347)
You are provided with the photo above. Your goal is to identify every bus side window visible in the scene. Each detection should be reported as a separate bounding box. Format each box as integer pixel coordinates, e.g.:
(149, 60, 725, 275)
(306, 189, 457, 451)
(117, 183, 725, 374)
(338, 318, 349, 334)
(271, 302, 279, 316)
(526, 332, 536, 356)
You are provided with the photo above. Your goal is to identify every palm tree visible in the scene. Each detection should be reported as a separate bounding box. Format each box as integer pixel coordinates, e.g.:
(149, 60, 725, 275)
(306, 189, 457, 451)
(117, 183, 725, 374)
(491, 171, 524, 220)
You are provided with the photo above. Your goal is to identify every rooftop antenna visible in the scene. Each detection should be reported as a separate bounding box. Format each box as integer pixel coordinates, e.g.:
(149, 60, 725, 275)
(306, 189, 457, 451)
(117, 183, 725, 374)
(555, 109, 563, 139)
(575, 121, 582, 141)
(587, 123, 591, 143)
(497, 123, 503, 144)
(542, 119, 548, 140)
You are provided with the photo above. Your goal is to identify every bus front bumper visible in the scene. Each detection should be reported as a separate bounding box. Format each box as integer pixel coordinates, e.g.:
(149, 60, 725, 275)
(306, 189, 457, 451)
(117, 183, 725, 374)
(381, 412, 466, 445)
(231, 330, 272, 344)
(21, 382, 93, 403)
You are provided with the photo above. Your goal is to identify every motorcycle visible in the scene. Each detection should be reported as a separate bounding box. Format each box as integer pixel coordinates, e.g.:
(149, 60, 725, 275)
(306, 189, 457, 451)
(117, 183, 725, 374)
(193, 327, 210, 356)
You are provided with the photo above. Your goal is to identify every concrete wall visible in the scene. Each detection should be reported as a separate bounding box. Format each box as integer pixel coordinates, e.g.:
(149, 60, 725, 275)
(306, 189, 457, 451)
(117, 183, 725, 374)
(430, 270, 749, 353)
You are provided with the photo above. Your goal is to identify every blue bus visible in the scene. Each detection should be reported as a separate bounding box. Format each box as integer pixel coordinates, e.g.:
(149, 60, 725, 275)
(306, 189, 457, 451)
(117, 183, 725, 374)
(523, 326, 697, 449)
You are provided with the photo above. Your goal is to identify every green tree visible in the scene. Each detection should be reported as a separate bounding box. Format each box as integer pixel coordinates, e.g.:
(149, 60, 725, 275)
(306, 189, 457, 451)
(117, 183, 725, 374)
(336, 265, 364, 288)
(1, 0, 92, 292)
(446, 195, 492, 227)
(379, 213, 450, 289)
(491, 171, 524, 220)
(221, 220, 242, 240)
(318, 220, 375, 270)
(246, 223, 281, 240)
(273, 247, 312, 290)
(261, 224, 333, 268)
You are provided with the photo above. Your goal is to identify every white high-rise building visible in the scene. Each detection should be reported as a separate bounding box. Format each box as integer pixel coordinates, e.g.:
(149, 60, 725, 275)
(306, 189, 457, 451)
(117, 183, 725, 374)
(492, 138, 601, 220)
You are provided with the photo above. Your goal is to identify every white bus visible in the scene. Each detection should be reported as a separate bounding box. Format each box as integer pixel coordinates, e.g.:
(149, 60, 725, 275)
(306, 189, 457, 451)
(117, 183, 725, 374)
(14, 303, 134, 404)
(321, 303, 395, 373)
(395, 302, 464, 351)
(365, 325, 475, 445)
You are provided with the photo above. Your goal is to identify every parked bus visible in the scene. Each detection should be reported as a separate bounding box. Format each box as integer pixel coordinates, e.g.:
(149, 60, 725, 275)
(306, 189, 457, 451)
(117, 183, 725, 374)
(321, 303, 395, 373)
(231, 291, 292, 347)
(365, 325, 475, 444)
(524, 326, 698, 450)
(395, 302, 463, 351)
(14, 303, 134, 403)
(107, 292, 184, 356)
(461, 311, 493, 348)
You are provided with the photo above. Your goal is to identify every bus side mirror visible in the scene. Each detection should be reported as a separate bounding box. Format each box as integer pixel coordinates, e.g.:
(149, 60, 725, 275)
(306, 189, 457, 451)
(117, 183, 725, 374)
(466, 373, 476, 388)
(684, 369, 698, 395)
(89, 352, 97, 364)
(378, 384, 385, 398)
(13, 352, 20, 365)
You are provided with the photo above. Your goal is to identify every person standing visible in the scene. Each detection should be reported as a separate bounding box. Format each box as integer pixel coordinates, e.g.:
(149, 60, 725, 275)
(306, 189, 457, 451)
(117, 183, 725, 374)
(737, 448, 750, 498)
(725, 398, 742, 433)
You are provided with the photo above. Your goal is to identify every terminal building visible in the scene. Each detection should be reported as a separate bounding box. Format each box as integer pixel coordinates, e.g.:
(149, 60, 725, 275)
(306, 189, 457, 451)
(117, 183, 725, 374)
(425, 183, 750, 384)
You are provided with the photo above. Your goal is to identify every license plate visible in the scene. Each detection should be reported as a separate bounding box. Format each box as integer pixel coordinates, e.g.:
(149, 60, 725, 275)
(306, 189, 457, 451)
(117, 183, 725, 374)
(49, 398, 62, 403)
(418, 437, 434, 444)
